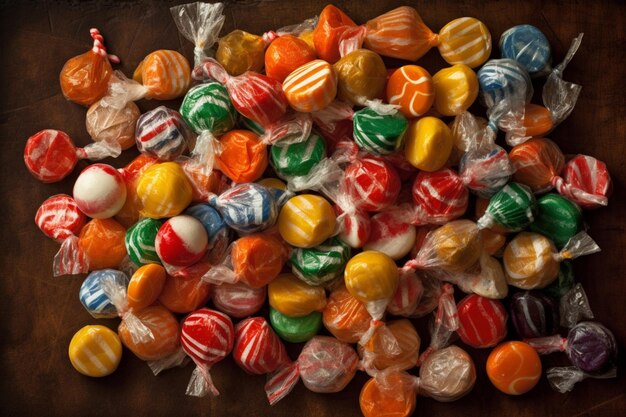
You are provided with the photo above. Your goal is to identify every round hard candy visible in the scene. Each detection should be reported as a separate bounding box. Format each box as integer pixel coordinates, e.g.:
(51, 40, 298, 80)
(127, 264, 166, 311)
(459, 144, 511, 198)
(125, 218, 162, 266)
(438, 17, 492, 68)
(68, 325, 122, 377)
(60, 39, 113, 106)
(134, 50, 191, 100)
(343, 157, 401, 212)
(73, 163, 127, 219)
(353, 107, 408, 156)
(412, 168, 469, 223)
(334, 49, 387, 106)
(477, 182, 537, 232)
(344, 251, 399, 304)
(211, 183, 277, 234)
(158, 270, 212, 314)
(432, 64, 479, 116)
(233, 317, 289, 374)
(278, 194, 336, 248)
(566, 322, 617, 373)
(24, 130, 80, 183)
(386, 65, 435, 118)
(419, 345, 477, 401)
(136, 162, 193, 219)
(298, 336, 359, 393)
(404, 117, 453, 172)
(36, 194, 86, 241)
(79, 269, 128, 318)
(180, 82, 236, 135)
(216, 130, 268, 183)
(427, 220, 482, 273)
(217, 30, 265, 76)
(78, 218, 127, 270)
(265, 34, 316, 82)
(135, 106, 191, 161)
(283, 59, 338, 112)
(335, 204, 371, 248)
(364, 212, 416, 260)
(323, 285, 371, 343)
(557, 155, 612, 209)
(155, 215, 208, 267)
(291, 237, 351, 286)
(360, 371, 416, 417)
(530, 194, 582, 248)
(268, 273, 327, 317)
(86, 99, 139, 150)
(119, 305, 180, 361)
(477, 59, 533, 106)
(358, 319, 420, 372)
(487, 341, 542, 395)
(510, 138, 565, 193)
(510, 291, 559, 339)
(270, 133, 326, 178)
(115, 155, 158, 228)
(184, 203, 227, 245)
(313, 4, 356, 63)
(503, 232, 560, 289)
(457, 294, 508, 348)
(269, 307, 322, 343)
(212, 281, 266, 318)
(231, 233, 288, 288)
(521, 103, 554, 137)
(181, 308, 234, 367)
(499, 25, 551, 75)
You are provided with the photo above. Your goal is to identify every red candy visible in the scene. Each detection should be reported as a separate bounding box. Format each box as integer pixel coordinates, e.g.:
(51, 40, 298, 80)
(456, 294, 508, 348)
(387, 269, 424, 317)
(36, 195, 86, 242)
(155, 215, 208, 267)
(554, 155, 612, 209)
(24, 130, 79, 183)
(233, 317, 290, 375)
(211, 281, 267, 318)
(364, 211, 416, 260)
(412, 169, 469, 224)
(343, 157, 401, 212)
(335, 204, 371, 248)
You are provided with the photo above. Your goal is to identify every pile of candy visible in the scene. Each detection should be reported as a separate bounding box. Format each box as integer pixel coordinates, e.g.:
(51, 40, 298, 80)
(27, 2, 617, 414)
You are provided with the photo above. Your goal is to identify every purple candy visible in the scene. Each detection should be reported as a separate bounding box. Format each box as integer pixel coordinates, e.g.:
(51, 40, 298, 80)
(510, 291, 559, 339)
(566, 322, 617, 373)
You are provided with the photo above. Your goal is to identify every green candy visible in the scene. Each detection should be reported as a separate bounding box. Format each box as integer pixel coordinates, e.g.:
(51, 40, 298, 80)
(353, 107, 408, 155)
(290, 237, 351, 286)
(180, 82, 236, 135)
(270, 133, 326, 178)
(478, 182, 537, 232)
(269, 307, 322, 343)
(530, 194, 582, 248)
(544, 260, 575, 299)
(125, 218, 162, 266)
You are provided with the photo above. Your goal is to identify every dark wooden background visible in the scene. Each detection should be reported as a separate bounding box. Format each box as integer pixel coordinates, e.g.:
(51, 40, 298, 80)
(1, 1, 625, 416)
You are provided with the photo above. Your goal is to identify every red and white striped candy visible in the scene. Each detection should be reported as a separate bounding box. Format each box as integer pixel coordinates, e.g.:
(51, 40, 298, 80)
(24, 130, 79, 183)
(73, 163, 127, 219)
(233, 317, 289, 375)
(335, 204, 371, 248)
(89, 28, 120, 63)
(35, 194, 86, 241)
(343, 157, 401, 212)
(387, 268, 424, 316)
(553, 155, 612, 209)
(211, 281, 266, 318)
(156, 215, 208, 267)
(456, 294, 508, 348)
(364, 211, 416, 260)
(412, 168, 468, 223)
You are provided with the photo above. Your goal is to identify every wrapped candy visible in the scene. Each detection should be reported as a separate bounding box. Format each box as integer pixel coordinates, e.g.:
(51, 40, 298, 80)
(73, 163, 127, 219)
(545, 260, 576, 299)
(155, 215, 209, 268)
(290, 237, 351, 286)
(363, 212, 416, 260)
(268, 273, 327, 317)
(486, 341, 542, 395)
(358, 319, 420, 372)
(126, 264, 167, 311)
(127, 49, 191, 101)
(283, 59, 338, 112)
(269, 307, 322, 343)
(270, 133, 327, 180)
(184, 203, 228, 250)
(386, 65, 435, 118)
(158, 267, 212, 313)
(432, 64, 479, 116)
(456, 294, 508, 348)
(136, 162, 193, 219)
(216, 29, 265, 76)
(216, 130, 268, 183)
(79, 269, 128, 318)
(499, 24, 552, 75)
(352, 102, 408, 156)
(212, 281, 266, 318)
(335, 203, 371, 249)
(406, 168, 469, 224)
(404, 117, 453, 172)
(265, 30, 317, 82)
(476, 182, 537, 232)
(68, 325, 122, 377)
(313, 4, 356, 63)
(322, 284, 371, 343)
(257, 178, 293, 209)
(334, 49, 387, 106)
(125, 218, 162, 266)
(342, 156, 401, 212)
(530, 194, 582, 248)
(278, 194, 336, 248)
(554, 155, 612, 209)
(387, 268, 425, 317)
(265, 336, 360, 404)
(509, 138, 565, 193)
(210, 183, 278, 234)
(510, 291, 560, 339)
(477, 59, 533, 107)
(455, 253, 508, 300)
(86, 99, 140, 150)
(59, 28, 119, 106)
(233, 316, 290, 373)
(135, 106, 193, 161)
(503, 232, 600, 290)
(181, 308, 234, 397)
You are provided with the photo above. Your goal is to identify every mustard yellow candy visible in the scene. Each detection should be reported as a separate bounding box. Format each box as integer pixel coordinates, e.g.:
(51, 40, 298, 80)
(430, 220, 482, 273)
(432, 64, 478, 116)
(268, 273, 327, 317)
(278, 194, 336, 248)
(404, 117, 453, 172)
(503, 232, 560, 289)
(344, 251, 399, 304)
(299, 31, 316, 52)
(216, 30, 265, 76)
(68, 325, 122, 377)
(136, 162, 193, 219)
(334, 49, 387, 106)
(438, 17, 492, 68)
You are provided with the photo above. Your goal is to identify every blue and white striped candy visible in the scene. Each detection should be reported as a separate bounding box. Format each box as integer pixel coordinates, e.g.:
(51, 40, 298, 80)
(210, 183, 277, 234)
(499, 25, 551, 75)
(79, 269, 129, 319)
(477, 59, 533, 106)
(184, 203, 227, 243)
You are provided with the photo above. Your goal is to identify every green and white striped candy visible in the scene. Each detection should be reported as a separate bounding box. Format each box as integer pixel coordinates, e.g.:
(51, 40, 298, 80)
(353, 107, 408, 155)
(290, 237, 351, 286)
(269, 307, 322, 343)
(270, 133, 326, 178)
(125, 218, 163, 266)
(530, 194, 582, 248)
(180, 82, 236, 135)
(478, 182, 537, 232)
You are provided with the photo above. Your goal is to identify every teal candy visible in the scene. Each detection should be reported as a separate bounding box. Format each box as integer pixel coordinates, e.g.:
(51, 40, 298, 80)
(530, 194, 582, 248)
(290, 237, 351, 286)
(269, 307, 322, 343)
(544, 260, 575, 299)
(478, 182, 537, 232)
(125, 218, 162, 266)
(270, 133, 326, 178)
(353, 107, 408, 155)
(180, 82, 236, 135)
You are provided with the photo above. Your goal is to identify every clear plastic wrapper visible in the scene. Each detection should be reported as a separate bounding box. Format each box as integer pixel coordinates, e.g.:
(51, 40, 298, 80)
(559, 283, 594, 328)
(553, 155, 612, 209)
(86, 99, 140, 151)
(212, 281, 266, 318)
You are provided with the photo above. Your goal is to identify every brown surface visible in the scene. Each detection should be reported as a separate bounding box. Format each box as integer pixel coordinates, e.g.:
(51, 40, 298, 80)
(1, 1, 625, 416)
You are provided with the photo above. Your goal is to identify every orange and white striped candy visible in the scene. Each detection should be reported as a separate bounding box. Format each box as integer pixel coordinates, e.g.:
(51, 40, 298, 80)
(358, 319, 420, 371)
(386, 65, 434, 118)
(136, 50, 191, 100)
(282, 59, 337, 113)
(438, 17, 492, 69)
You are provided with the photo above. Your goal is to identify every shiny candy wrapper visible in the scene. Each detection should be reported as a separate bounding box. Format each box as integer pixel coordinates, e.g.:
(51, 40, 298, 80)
(334, 49, 387, 106)
(476, 182, 537, 232)
(212, 281, 266, 318)
(510, 291, 560, 339)
(323, 285, 371, 344)
(79, 269, 129, 319)
(283, 59, 338, 113)
(268, 273, 327, 318)
(278, 194, 336, 248)
(313, 4, 357, 64)
(36, 194, 86, 243)
(86, 99, 140, 150)
(266, 33, 317, 83)
(290, 237, 351, 286)
(554, 155, 612, 209)
(135, 106, 192, 161)
(233, 317, 290, 375)
(158, 267, 212, 314)
(216, 129, 268, 183)
(530, 194, 582, 249)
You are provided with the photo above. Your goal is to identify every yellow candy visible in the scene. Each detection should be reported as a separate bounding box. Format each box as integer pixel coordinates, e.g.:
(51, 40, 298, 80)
(438, 17, 492, 68)
(404, 117, 453, 172)
(430, 220, 482, 273)
(278, 194, 336, 248)
(216, 30, 265, 76)
(299, 31, 316, 52)
(334, 49, 387, 106)
(432, 64, 478, 116)
(258, 177, 287, 190)
(503, 232, 560, 289)
(344, 251, 399, 304)
(68, 325, 122, 377)
(136, 162, 193, 219)
(268, 273, 327, 317)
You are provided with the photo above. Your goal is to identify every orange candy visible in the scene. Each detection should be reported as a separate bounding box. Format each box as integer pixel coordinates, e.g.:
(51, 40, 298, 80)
(133, 50, 191, 100)
(522, 103, 553, 137)
(179, 158, 226, 203)
(313, 4, 357, 63)
(386, 65, 435, 118)
(486, 341, 542, 395)
(322, 285, 371, 343)
(127, 264, 167, 311)
(359, 319, 420, 371)
(118, 305, 180, 361)
(265, 35, 317, 82)
(283, 59, 338, 112)
(232, 233, 289, 288)
(78, 218, 126, 270)
(158, 270, 212, 314)
(360, 371, 416, 417)
(216, 130, 268, 183)
(509, 138, 565, 193)
(481, 228, 507, 256)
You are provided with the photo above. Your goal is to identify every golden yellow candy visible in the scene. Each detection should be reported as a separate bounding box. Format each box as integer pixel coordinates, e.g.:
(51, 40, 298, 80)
(334, 49, 387, 106)
(430, 220, 482, 273)
(216, 30, 265, 76)
(358, 319, 420, 371)
(299, 31, 316, 52)
(268, 273, 327, 317)
(258, 177, 287, 190)
(278, 194, 336, 248)
(438, 17, 492, 68)
(432, 64, 478, 116)
(68, 325, 122, 377)
(136, 162, 193, 219)
(404, 117, 453, 172)
(344, 251, 399, 303)
(503, 232, 560, 289)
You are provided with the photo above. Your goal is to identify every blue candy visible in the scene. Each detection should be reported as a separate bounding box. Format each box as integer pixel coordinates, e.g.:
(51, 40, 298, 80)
(210, 183, 277, 234)
(79, 269, 128, 319)
(477, 59, 533, 107)
(499, 25, 551, 75)
(184, 203, 227, 243)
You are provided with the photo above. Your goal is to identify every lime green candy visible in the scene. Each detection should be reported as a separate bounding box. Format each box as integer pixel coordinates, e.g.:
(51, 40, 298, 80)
(353, 107, 408, 155)
(180, 82, 236, 135)
(270, 133, 326, 178)
(478, 182, 537, 232)
(269, 307, 322, 343)
(544, 260, 575, 299)
(125, 218, 162, 266)
(530, 194, 582, 248)
(290, 237, 351, 286)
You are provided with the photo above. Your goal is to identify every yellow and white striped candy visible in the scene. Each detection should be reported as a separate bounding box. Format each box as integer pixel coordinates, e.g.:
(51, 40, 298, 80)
(503, 232, 560, 289)
(68, 325, 122, 377)
(438, 17, 492, 69)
